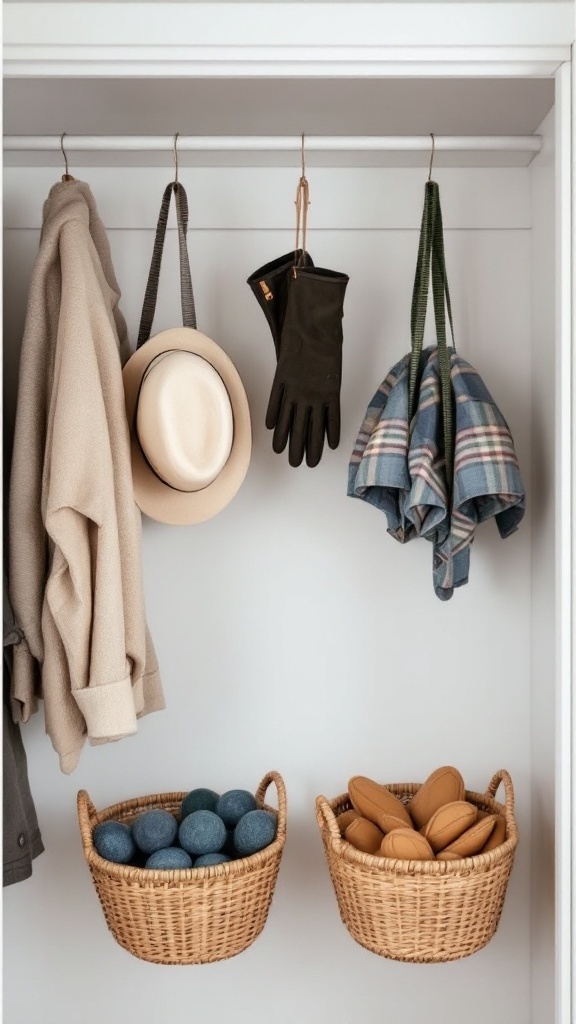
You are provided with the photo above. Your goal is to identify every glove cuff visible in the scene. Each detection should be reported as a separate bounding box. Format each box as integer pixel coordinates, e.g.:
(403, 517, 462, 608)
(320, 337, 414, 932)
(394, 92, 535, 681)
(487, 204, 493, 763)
(247, 249, 314, 354)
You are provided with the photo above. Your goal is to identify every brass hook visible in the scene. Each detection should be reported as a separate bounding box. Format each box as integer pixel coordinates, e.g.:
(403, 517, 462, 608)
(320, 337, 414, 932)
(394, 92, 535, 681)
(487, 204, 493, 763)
(428, 132, 436, 182)
(60, 132, 74, 182)
(173, 132, 180, 184)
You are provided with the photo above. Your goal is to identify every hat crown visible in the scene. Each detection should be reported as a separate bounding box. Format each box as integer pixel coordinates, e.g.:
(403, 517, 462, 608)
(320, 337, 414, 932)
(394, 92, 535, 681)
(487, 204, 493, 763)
(136, 349, 233, 493)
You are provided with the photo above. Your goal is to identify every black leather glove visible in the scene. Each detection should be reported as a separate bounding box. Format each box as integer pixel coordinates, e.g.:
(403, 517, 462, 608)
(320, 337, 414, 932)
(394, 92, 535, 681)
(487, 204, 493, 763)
(266, 265, 349, 468)
(247, 250, 313, 357)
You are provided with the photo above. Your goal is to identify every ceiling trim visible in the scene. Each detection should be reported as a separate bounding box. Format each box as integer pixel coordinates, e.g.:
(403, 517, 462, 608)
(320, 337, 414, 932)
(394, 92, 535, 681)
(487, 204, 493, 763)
(3, 3, 574, 78)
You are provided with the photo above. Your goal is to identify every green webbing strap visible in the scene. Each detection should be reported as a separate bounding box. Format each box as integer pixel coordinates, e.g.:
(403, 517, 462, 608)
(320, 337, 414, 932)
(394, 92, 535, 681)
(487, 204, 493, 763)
(408, 179, 455, 495)
(430, 184, 455, 490)
(430, 189, 455, 349)
(408, 183, 435, 412)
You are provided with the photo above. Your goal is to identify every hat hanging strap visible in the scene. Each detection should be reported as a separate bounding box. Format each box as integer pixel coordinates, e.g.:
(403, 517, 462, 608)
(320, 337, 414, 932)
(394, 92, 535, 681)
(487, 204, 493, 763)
(137, 181, 197, 348)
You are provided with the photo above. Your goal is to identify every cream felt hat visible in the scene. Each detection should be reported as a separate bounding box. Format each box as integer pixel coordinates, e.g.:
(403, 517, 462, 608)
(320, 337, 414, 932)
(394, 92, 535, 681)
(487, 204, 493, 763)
(123, 181, 251, 525)
(123, 327, 251, 525)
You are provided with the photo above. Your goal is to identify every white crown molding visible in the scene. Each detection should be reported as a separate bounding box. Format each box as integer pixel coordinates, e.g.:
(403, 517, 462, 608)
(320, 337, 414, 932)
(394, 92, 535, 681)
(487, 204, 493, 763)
(3, 2, 574, 78)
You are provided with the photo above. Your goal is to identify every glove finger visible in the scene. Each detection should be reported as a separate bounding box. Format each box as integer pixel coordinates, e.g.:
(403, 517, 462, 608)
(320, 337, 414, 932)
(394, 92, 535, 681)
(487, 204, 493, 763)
(272, 395, 294, 454)
(306, 409, 325, 468)
(326, 401, 341, 450)
(289, 405, 310, 468)
(266, 381, 284, 430)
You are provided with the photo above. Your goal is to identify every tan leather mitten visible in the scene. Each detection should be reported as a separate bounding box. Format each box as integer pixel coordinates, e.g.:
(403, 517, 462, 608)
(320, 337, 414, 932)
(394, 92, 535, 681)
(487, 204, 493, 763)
(420, 801, 478, 853)
(336, 809, 362, 836)
(345, 817, 385, 854)
(380, 828, 435, 861)
(442, 814, 497, 857)
(348, 776, 412, 830)
(408, 766, 466, 829)
(480, 814, 506, 852)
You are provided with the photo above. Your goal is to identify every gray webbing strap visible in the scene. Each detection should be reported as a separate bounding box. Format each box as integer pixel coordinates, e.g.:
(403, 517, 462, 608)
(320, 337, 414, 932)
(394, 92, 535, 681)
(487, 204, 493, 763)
(137, 181, 197, 348)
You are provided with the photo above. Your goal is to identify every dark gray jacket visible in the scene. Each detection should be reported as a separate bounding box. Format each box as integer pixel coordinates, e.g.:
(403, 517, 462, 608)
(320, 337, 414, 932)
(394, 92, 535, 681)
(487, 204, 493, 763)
(3, 576, 44, 886)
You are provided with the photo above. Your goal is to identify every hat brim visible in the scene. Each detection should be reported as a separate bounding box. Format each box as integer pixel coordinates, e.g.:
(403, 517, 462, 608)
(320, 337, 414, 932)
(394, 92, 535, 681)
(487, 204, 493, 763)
(123, 327, 251, 526)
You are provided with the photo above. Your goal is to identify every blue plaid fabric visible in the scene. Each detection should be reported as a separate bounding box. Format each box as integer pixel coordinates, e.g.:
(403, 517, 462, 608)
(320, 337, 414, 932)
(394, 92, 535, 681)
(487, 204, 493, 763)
(347, 351, 415, 542)
(348, 347, 525, 600)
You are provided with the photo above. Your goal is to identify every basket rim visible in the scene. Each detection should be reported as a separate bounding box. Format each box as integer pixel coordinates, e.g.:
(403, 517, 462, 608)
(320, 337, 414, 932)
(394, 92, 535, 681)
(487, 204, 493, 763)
(78, 771, 287, 883)
(316, 775, 519, 876)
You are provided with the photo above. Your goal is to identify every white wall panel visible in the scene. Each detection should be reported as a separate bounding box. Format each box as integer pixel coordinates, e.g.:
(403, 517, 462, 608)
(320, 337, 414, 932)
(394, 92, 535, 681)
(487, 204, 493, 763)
(2, 167, 532, 229)
(529, 105, 556, 1024)
(3, 164, 534, 1024)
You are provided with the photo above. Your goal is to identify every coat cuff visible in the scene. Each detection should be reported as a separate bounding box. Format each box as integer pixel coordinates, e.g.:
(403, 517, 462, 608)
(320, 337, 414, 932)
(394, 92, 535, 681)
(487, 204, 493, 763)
(72, 675, 137, 740)
(11, 641, 40, 723)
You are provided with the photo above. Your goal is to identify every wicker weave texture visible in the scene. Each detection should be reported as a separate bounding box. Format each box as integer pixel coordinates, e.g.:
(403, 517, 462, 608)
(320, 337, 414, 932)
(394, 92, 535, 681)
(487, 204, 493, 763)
(316, 769, 518, 963)
(77, 771, 286, 965)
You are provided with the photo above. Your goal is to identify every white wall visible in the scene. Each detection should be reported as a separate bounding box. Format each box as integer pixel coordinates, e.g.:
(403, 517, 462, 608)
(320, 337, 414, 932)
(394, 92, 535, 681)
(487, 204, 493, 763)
(529, 106, 557, 1024)
(3, 164, 536, 1024)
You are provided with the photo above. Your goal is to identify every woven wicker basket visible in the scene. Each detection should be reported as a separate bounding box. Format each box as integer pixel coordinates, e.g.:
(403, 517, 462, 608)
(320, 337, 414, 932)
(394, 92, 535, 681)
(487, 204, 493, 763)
(316, 769, 518, 963)
(77, 770, 286, 965)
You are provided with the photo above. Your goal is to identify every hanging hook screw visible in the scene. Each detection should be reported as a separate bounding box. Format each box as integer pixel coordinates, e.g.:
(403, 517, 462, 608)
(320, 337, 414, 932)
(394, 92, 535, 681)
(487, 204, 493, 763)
(428, 132, 436, 182)
(173, 132, 180, 184)
(60, 132, 72, 180)
(297, 131, 309, 200)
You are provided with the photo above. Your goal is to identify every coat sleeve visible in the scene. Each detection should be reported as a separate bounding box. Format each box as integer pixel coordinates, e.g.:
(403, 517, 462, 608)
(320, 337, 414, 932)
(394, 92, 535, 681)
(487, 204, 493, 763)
(8, 243, 57, 723)
(42, 219, 139, 743)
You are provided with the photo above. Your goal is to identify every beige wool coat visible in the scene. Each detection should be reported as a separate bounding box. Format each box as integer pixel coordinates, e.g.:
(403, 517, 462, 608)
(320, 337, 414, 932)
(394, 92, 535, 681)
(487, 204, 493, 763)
(9, 179, 165, 774)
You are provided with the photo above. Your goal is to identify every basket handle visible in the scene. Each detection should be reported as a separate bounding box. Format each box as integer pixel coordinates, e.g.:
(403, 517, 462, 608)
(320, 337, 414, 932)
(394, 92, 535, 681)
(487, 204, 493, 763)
(315, 794, 342, 844)
(255, 771, 287, 839)
(484, 769, 515, 828)
(77, 789, 99, 856)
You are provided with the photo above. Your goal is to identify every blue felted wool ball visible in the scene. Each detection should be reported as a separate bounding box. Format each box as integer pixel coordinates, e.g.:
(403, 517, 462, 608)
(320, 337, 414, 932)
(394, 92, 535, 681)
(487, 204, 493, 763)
(234, 810, 277, 857)
(181, 788, 220, 819)
(216, 789, 257, 828)
(178, 810, 227, 856)
(194, 853, 231, 867)
(93, 821, 136, 864)
(132, 810, 178, 854)
(145, 847, 193, 870)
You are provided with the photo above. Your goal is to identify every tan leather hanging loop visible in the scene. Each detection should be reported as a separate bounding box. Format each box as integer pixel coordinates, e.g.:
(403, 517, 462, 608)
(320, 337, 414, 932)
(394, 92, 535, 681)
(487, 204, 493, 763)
(293, 132, 310, 277)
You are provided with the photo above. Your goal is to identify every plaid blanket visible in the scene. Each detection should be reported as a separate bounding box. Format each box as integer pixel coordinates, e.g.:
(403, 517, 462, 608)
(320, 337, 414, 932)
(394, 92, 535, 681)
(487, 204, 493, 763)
(348, 346, 525, 600)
